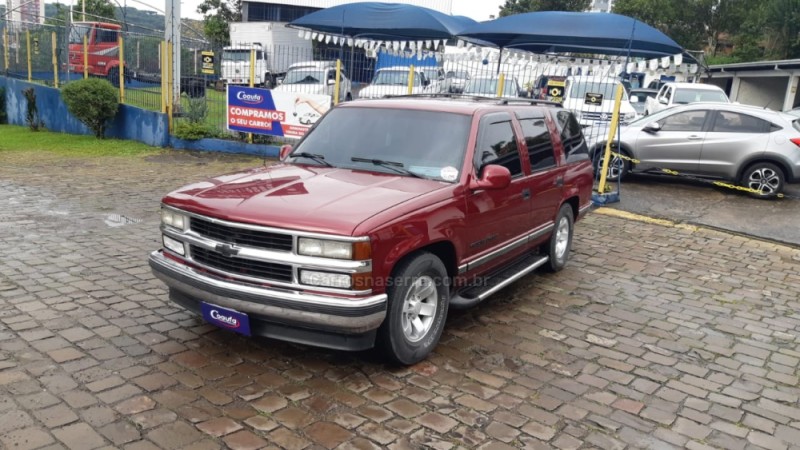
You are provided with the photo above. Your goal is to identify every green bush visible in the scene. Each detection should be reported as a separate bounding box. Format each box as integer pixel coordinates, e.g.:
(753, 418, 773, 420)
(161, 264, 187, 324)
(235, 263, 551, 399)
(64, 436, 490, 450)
(184, 96, 208, 124)
(174, 121, 220, 140)
(61, 78, 119, 138)
(0, 87, 7, 124)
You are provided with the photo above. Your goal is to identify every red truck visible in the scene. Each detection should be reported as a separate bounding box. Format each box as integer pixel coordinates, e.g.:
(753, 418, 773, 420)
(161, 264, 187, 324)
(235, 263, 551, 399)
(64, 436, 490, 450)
(149, 96, 594, 364)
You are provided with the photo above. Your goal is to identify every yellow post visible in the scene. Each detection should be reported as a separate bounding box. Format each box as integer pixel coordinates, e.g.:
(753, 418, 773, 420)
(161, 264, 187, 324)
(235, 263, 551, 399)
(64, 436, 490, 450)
(407, 64, 415, 95)
(51, 32, 58, 88)
(26, 31, 31, 82)
(160, 42, 167, 114)
(167, 43, 174, 133)
(496, 73, 506, 97)
(248, 48, 255, 144)
(597, 84, 626, 194)
(333, 59, 341, 105)
(118, 35, 125, 104)
(2, 28, 8, 72)
(83, 35, 88, 79)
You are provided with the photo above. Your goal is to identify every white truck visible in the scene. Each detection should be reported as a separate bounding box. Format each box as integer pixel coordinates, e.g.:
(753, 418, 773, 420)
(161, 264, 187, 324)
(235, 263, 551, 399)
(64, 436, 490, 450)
(644, 82, 730, 115)
(222, 22, 312, 87)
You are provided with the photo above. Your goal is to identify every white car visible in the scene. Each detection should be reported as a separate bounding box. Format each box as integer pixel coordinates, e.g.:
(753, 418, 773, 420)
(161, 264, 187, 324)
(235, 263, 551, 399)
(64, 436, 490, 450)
(562, 76, 638, 128)
(463, 76, 522, 98)
(274, 61, 353, 102)
(358, 66, 428, 99)
(644, 82, 729, 115)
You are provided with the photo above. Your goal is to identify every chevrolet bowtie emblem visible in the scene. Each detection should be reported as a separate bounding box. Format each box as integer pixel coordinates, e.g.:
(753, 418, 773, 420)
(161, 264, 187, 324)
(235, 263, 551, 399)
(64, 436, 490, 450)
(215, 243, 240, 257)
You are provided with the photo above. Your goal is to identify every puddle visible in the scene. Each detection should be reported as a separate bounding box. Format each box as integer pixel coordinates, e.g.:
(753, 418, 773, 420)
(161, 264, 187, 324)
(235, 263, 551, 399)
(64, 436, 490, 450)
(104, 214, 143, 228)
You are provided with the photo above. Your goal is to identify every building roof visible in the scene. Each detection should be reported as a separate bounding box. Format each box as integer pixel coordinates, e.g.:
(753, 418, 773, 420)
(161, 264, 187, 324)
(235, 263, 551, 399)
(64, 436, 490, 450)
(708, 58, 800, 72)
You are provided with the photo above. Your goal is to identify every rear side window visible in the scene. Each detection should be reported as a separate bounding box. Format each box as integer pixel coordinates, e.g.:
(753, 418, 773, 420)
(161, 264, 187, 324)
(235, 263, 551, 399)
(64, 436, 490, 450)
(475, 114, 522, 177)
(711, 111, 770, 133)
(516, 115, 556, 172)
(554, 111, 590, 163)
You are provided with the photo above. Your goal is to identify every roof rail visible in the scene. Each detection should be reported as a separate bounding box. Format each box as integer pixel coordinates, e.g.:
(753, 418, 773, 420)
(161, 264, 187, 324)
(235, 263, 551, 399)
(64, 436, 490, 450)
(380, 93, 563, 107)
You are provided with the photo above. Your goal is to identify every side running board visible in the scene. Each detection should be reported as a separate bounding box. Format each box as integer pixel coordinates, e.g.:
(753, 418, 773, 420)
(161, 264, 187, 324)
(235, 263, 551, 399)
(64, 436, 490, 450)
(449, 254, 549, 310)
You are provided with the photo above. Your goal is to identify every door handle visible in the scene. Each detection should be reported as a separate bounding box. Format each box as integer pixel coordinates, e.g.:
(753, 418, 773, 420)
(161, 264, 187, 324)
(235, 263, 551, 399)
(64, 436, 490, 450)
(555, 176, 564, 187)
(687, 135, 703, 140)
(522, 188, 531, 200)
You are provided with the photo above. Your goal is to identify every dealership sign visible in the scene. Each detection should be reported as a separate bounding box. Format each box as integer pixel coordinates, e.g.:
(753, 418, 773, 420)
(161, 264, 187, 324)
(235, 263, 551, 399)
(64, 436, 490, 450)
(226, 86, 331, 139)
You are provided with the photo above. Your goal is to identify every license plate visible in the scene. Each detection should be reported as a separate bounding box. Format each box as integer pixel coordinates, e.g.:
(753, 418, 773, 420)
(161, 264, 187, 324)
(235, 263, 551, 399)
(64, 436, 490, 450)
(201, 303, 251, 336)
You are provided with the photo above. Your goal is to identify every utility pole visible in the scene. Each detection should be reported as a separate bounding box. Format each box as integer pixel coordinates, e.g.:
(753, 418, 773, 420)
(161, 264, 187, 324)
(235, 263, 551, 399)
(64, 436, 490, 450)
(165, 0, 180, 110)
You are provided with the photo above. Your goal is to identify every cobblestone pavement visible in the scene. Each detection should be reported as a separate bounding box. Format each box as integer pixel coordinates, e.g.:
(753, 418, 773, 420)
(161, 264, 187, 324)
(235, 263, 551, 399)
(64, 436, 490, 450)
(2, 149, 800, 450)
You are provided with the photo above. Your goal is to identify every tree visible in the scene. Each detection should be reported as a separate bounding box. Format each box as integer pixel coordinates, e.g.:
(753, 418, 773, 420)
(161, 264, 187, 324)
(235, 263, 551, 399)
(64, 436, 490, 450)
(197, 0, 241, 48)
(499, 0, 591, 17)
(45, 0, 116, 26)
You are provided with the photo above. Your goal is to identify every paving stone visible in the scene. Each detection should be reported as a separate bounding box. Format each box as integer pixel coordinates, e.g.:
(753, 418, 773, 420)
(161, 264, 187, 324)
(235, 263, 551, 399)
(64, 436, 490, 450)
(196, 417, 242, 437)
(305, 422, 354, 449)
(53, 422, 107, 449)
(0, 426, 55, 450)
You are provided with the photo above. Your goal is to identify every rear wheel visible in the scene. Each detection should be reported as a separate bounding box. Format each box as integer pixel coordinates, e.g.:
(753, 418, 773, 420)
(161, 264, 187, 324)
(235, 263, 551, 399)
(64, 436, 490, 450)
(593, 148, 629, 182)
(544, 204, 574, 272)
(107, 67, 120, 87)
(740, 162, 784, 199)
(378, 252, 449, 365)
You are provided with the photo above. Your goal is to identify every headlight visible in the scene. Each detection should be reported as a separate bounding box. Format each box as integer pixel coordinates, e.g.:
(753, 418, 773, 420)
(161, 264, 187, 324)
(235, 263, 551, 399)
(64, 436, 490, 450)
(298, 238, 353, 259)
(161, 207, 188, 230)
(162, 235, 185, 256)
(300, 270, 351, 289)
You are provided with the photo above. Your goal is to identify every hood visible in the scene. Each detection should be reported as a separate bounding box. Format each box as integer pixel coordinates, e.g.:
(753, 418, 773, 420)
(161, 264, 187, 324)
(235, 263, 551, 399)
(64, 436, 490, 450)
(273, 83, 327, 96)
(163, 163, 448, 236)
(359, 84, 423, 99)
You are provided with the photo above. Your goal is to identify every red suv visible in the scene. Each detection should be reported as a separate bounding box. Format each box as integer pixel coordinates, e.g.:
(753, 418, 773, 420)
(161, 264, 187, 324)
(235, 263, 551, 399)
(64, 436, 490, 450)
(149, 96, 594, 364)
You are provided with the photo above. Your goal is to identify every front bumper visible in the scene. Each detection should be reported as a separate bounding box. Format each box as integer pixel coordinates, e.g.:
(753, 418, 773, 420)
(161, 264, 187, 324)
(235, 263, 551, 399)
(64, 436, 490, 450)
(149, 250, 387, 350)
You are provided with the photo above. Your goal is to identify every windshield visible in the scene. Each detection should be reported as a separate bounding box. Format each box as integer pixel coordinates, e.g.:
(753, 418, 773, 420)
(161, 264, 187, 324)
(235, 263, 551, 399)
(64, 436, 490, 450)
(69, 25, 91, 44)
(674, 89, 728, 104)
(372, 70, 420, 86)
(223, 49, 254, 62)
(568, 80, 628, 101)
(283, 69, 326, 84)
(289, 108, 470, 181)
(447, 71, 469, 79)
(627, 106, 683, 126)
(464, 78, 516, 96)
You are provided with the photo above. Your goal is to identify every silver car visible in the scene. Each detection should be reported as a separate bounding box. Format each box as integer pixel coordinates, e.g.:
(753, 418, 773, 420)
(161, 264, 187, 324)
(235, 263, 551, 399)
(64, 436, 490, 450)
(589, 103, 800, 198)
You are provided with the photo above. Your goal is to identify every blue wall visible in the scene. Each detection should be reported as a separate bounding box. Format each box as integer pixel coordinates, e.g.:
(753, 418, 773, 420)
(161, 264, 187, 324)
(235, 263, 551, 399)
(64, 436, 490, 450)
(0, 76, 169, 147)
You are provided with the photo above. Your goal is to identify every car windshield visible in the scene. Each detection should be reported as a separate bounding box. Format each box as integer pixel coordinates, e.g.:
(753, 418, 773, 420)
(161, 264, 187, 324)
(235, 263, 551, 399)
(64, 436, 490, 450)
(568, 80, 628, 100)
(372, 70, 419, 86)
(283, 69, 326, 84)
(289, 107, 470, 182)
(223, 50, 253, 62)
(69, 25, 91, 44)
(447, 71, 469, 79)
(674, 89, 728, 104)
(627, 106, 686, 126)
(464, 78, 515, 96)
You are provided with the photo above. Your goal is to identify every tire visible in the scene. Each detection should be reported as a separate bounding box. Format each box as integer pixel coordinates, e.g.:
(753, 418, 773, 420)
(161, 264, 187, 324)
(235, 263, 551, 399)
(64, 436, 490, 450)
(593, 148, 629, 182)
(378, 252, 449, 365)
(544, 204, 574, 272)
(107, 67, 120, 87)
(740, 162, 784, 199)
(345, 93, 353, 102)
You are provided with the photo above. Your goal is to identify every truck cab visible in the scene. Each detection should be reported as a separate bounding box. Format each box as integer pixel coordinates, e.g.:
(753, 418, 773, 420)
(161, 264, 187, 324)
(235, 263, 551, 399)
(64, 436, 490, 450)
(273, 61, 353, 102)
(221, 44, 272, 87)
(67, 22, 124, 84)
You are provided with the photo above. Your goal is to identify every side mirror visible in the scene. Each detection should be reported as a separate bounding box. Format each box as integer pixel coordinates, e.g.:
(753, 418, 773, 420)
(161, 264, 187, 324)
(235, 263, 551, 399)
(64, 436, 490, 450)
(279, 144, 293, 160)
(470, 165, 511, 190)
(643, 122, 661, 133)
(327, 78, 336, 85)
(659, 97, 668, 105)
(423, 79, 431, 87)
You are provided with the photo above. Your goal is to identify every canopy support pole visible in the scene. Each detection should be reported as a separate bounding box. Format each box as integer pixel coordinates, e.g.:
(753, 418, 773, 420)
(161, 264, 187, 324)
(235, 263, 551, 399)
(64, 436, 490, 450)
(497, 47, 503, 75)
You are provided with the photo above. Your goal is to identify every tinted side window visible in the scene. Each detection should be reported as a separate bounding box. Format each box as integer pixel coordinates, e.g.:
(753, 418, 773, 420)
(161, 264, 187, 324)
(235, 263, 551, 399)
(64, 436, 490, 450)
(555, 111, 590, 162)
(659, 110, 708, 132)
(712, 111, 770, 133)
(475, 116, 522, 177)
(517, 116, 556, 172)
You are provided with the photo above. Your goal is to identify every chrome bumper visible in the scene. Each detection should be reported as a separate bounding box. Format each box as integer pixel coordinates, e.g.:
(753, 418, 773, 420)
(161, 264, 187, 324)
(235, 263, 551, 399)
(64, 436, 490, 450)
(149, 250, 387, 334)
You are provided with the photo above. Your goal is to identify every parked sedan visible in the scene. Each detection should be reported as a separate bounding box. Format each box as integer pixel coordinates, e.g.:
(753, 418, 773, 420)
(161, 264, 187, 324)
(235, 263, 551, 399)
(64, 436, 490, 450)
(590, 103, 800, 198)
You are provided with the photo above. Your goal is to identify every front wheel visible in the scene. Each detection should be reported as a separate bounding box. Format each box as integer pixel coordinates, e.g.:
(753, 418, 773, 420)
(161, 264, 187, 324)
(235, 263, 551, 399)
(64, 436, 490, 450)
(593, 149, 629, 182)
(378, 253, 449, 365)
(107, 67, 120, 87)
(544, 204, 574, 272)
(740, 162, 784, 199)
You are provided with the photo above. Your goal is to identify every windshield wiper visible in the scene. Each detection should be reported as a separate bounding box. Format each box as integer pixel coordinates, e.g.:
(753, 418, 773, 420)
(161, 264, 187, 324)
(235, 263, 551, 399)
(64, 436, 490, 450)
(291, 152, 333, 167)
(350, 157, 422, 178)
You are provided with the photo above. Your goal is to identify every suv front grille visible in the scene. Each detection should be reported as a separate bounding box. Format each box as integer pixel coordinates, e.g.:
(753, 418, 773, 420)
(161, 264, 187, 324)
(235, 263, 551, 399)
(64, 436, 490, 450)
(582, 111, 611, 122)
(190, 245, 293, 282)
(191, 217, 293, 252)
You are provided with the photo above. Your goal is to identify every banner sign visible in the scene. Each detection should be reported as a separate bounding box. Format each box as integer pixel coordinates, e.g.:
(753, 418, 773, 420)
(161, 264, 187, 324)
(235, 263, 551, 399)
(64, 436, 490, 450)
(226, 86, 331, 139)
(201, 51, 215, 75)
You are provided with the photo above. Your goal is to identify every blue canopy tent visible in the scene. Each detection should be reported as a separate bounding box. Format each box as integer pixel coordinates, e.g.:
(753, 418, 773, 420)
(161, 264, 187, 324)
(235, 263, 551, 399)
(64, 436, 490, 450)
(457, 11, 695, 74)
(287, 2, 476, 41)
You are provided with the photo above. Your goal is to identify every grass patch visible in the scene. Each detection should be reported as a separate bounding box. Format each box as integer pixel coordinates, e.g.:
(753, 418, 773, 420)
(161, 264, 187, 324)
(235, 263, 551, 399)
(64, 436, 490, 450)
(0, 124, 159, 157)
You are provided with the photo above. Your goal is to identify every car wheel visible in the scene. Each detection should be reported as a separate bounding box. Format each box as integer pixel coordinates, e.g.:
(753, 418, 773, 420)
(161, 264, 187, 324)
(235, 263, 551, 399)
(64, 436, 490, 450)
(544, 204, 574, 272)
(107, 67, 120, 87)
(345, 93, 353, 102)
(593, 148, 629, 182)
(740, 162, 784, 199)
(378, 252, 449, 365)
